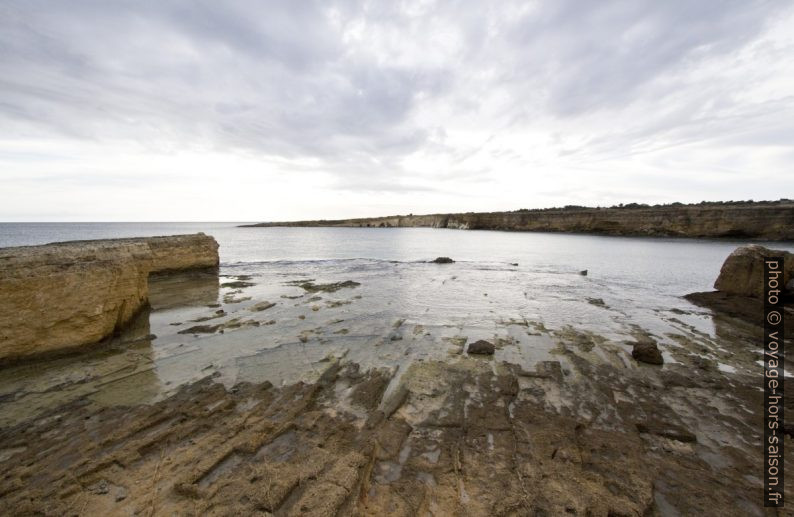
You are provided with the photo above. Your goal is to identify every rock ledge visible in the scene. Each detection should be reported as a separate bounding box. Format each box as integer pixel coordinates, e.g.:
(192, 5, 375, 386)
(0, 234, 219, 362)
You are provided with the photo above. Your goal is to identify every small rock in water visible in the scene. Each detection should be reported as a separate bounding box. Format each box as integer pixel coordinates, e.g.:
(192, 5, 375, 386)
(431, 257, 454, 264)
(579, 269, 588, 276)
(632, 341, 663, 365)
(467, 340, 495, 355)
(221, 280, 255, 289)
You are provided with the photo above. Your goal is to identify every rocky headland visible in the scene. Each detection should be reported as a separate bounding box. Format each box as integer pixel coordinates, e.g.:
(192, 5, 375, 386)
(686, 244, 794, 333)
(0, 234, 219, 363)
(242, 200, 794, 240)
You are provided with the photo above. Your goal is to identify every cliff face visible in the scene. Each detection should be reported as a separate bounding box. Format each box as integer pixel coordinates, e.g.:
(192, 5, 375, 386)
(244, 203, 794, 240)
(0, 233, 219, 362)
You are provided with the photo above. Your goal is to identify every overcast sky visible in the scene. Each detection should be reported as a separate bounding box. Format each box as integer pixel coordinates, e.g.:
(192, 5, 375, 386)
(1, 1, 793, 221)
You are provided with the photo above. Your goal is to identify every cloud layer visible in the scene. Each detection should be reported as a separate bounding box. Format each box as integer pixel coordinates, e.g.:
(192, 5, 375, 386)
(1, 0, 793, 220)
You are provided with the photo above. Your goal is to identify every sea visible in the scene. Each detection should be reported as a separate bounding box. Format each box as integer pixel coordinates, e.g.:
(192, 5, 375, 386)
(0, 222, 790, 425)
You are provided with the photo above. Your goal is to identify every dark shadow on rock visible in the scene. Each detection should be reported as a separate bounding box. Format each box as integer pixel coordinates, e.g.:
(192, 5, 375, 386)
(148, 268, 220, 310)
(685, 291, 794, 336)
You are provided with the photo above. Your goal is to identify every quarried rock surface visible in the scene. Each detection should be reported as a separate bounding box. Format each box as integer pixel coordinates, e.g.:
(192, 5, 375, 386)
(0, 234, 219, 362)
(0, 355, 777, 516)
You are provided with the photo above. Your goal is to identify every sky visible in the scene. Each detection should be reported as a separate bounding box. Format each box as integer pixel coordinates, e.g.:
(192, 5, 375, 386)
(1, 0, 793, 222)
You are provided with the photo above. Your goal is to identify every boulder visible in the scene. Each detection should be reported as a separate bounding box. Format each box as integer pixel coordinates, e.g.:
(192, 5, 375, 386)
(713, 245, 793, 298)
(631, 341, 663, 365)
(432, 257, 455, 264)
(467, 340, 495, 355)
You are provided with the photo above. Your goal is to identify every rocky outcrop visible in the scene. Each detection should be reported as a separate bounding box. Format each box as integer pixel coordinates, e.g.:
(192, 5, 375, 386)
(686, 244, 794, 332)
(713, 244, 793, 298)
(0, 234, 219, 362)
(242, 201, 794, 240)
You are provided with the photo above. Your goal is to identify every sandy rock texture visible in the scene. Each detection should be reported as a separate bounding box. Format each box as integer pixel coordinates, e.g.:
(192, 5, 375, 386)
(0, 234, 218, 362)
(243, 202, 794, 240)
(712, 244, 793, 298)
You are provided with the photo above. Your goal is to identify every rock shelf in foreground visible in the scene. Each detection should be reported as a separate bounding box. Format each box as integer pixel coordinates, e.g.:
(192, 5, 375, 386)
(0, 234, 219, 362)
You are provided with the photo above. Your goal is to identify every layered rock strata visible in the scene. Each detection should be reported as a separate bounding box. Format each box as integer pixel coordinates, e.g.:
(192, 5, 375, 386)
(243, 202, 794, 240)
(0, 234, 219, 362)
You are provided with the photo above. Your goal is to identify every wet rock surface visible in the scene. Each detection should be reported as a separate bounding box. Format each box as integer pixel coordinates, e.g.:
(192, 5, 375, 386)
(0, 251, 790, 515)
(0, 345, 780, 516)
(289, 280, 361, 293)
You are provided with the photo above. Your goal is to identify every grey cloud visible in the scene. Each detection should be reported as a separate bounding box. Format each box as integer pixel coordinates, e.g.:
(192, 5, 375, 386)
(500, 0, 783, 116)
(0, 0, 792, 196)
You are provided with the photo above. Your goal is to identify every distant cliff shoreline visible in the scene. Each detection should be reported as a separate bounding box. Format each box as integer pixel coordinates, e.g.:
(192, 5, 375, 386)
(241, 201, 794, 241)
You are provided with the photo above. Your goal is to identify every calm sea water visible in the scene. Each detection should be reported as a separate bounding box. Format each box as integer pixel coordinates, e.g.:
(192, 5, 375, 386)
(1, 222, 791, 295)
(1, 222, 791, 424)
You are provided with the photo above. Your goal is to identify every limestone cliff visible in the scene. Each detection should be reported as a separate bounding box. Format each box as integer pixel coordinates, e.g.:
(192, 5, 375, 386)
(0, 234, 219, 362)
(242, 202, 794, 240)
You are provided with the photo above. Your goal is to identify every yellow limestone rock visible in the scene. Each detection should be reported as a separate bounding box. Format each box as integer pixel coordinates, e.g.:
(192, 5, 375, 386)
(0, 233, 219, 362)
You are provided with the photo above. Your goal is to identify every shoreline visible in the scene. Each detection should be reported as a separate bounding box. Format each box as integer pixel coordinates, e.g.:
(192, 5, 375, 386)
(241, 201, 794, 241)
(0, 237, 791, 514)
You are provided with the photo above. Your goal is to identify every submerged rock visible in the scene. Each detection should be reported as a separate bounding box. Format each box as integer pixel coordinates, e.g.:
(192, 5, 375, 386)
(249, 301, 275, 312)
(632, 340, 663, 365)
(220, 280, 255, 289)
(431, 257, 454, 264)
(293, 280, 361, 293)
(178, 324, 222, 335)
(467, 340, 495, 355)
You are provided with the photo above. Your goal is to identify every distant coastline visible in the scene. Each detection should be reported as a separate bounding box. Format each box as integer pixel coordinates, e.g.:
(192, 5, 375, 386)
(240, 199, 794, 241)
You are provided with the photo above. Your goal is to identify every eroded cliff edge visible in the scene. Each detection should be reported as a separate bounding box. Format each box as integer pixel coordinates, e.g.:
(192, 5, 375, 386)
(0, 233, 219, 362)
(243, 202, 794, 240)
